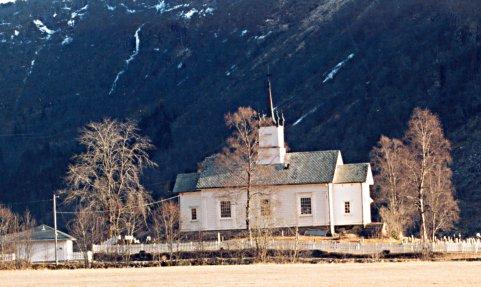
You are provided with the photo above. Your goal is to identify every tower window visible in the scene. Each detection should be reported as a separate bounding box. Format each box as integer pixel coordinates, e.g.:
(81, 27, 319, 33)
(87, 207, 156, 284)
(344, 202, 351, 214)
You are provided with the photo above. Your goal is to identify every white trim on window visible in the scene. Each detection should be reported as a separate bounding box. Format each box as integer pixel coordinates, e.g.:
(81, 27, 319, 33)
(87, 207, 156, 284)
(297, 194, 313, 217)
(190, 207, 198, 222)
(219, 200, 232, 219)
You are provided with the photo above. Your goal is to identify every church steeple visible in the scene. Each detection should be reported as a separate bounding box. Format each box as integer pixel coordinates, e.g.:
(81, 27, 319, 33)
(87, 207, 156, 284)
(258, 69, 286, 165)
(267, 69, 277, 125)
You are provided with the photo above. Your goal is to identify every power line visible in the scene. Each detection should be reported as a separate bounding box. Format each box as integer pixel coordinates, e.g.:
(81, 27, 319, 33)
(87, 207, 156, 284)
(55, 195, 180, 215)
(145, 195, 179, 206)
(56, 210, 109, 215)
(0, 198, 52, 206)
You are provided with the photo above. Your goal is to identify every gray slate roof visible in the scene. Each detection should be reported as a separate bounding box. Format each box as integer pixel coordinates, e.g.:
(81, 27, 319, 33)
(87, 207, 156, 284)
(15, 225, 76, 241)
(333, 163, 371, 184)
(173, 150, 372, 193)
(173, 173, 199, 193)
(196, 150, 340, 189)
(174, 150, 355, 192)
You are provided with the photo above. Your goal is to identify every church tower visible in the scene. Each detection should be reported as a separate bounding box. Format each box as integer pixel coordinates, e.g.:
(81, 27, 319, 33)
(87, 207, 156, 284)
(258, 73, 286, 165)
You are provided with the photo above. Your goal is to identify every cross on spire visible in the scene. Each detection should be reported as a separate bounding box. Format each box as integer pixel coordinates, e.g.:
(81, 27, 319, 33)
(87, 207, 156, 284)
(267, 66, 277, 125)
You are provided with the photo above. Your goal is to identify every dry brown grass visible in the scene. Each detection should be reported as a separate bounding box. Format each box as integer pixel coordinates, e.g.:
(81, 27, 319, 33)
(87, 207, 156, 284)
(0, 261, 479, 287)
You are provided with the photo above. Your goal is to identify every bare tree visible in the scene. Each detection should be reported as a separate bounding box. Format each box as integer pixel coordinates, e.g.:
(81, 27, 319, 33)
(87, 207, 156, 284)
(425, 164, 459, 240)
(403, 108, 454, 242)
(152, 201, 180, 263)
(18, 210, 36, 263)
(218, 107, 260, 233)
(69, 208, 105, 267)
(372, 109, 458, 242)
(0, 206, 19, 261)
(249, 192, 278, 262)
(60, 119, 156, 238)
(370, 136, 415, 238)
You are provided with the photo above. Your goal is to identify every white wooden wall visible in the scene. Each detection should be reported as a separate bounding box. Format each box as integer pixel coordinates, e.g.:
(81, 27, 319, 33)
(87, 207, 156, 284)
(17, 240, 73, 263)
(331, 183, 365, 226)
(181, 182, 368, 232)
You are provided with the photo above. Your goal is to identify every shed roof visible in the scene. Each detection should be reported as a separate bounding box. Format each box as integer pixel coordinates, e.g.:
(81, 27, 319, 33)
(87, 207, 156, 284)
(14, 225, 76, 241)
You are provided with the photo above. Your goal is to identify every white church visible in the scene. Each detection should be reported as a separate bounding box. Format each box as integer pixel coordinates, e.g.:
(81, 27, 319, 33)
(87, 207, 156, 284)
(174, 79, 374, 235)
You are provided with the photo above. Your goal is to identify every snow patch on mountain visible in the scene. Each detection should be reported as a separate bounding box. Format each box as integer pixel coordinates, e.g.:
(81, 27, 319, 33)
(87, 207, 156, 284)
(226, 64, 236, 76)
(255, 31, 272, 41)
(292, 106, 319, 126)
(0, 0, 16, 4)
(33, 20, 55, 39)
(166, 3, 190, 12)
(120, 3, 136, 14)
(24, 47, 44, 83)
(126, 25, 142, 64)
(61, 36, 73, 45)
(180, 6, 214, 19)
(322, 53, 354, 83)
(181, 8, 198, 19)
(71, 4, 88, 19)
(152, 0, 166, 12)
(109, 24, 144, 95)
(67, 4, 89, 27)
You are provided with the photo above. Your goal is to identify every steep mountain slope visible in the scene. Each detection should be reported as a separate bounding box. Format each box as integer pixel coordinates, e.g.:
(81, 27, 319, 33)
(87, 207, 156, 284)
(1, 0, 481, 233)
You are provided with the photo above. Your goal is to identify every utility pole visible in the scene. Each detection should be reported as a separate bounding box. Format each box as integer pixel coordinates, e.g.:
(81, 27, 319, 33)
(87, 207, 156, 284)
(53, 194, 58, 265)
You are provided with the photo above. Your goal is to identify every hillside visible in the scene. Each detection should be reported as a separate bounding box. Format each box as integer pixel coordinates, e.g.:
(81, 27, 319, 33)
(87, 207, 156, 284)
(1, 0, 481, 233)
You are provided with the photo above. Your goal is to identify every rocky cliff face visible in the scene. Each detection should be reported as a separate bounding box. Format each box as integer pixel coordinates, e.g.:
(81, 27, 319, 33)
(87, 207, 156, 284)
(1, 0, 481, 233)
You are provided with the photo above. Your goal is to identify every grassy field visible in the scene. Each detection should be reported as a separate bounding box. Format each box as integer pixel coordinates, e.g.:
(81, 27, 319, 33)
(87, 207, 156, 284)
(0, 261, 479, 287)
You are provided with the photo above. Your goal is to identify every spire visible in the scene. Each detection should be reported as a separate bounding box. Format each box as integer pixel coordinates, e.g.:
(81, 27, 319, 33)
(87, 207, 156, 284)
(267, 66, 277, 125)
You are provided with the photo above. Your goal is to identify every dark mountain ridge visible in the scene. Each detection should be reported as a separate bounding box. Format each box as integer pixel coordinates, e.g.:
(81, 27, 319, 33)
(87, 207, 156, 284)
(1, 0, 481, 233)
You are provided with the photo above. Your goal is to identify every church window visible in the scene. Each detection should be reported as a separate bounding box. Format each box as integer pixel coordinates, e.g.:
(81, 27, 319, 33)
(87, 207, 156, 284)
(220, 201, 232, 218)
(300, 197, 312, 215)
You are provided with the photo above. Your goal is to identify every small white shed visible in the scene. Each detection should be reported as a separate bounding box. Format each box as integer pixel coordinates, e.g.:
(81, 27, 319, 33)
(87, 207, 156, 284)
(15, 224, 76, 263)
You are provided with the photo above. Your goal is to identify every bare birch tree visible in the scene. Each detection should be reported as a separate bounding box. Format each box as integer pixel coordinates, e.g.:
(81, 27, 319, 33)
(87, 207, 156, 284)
(403, 108, 454, 242)
(371, 109, 458, 241)
(152, 201, 180, 262)
(60, 119, 156, 238)
(69, 208, 105, 267)
(218, 107, 260, 233)
(370, 136, 415, 238)
(0, 206, 19, 260)
(217, 107, 277, 235)
(249, 193, 279, 262)
(19, 210, 35, 263)
(425, 164, 459, 240)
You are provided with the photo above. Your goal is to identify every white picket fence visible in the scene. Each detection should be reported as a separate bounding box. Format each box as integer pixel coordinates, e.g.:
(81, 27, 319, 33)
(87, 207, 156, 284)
(92, 239, 481, 255)
(71, 251, 93, 262)
(0, 253, 15, 262)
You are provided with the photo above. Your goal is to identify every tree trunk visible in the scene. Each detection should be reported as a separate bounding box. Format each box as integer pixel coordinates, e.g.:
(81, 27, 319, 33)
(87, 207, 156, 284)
(418, 186, 428, 242)
(246, 171, 251, 233)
